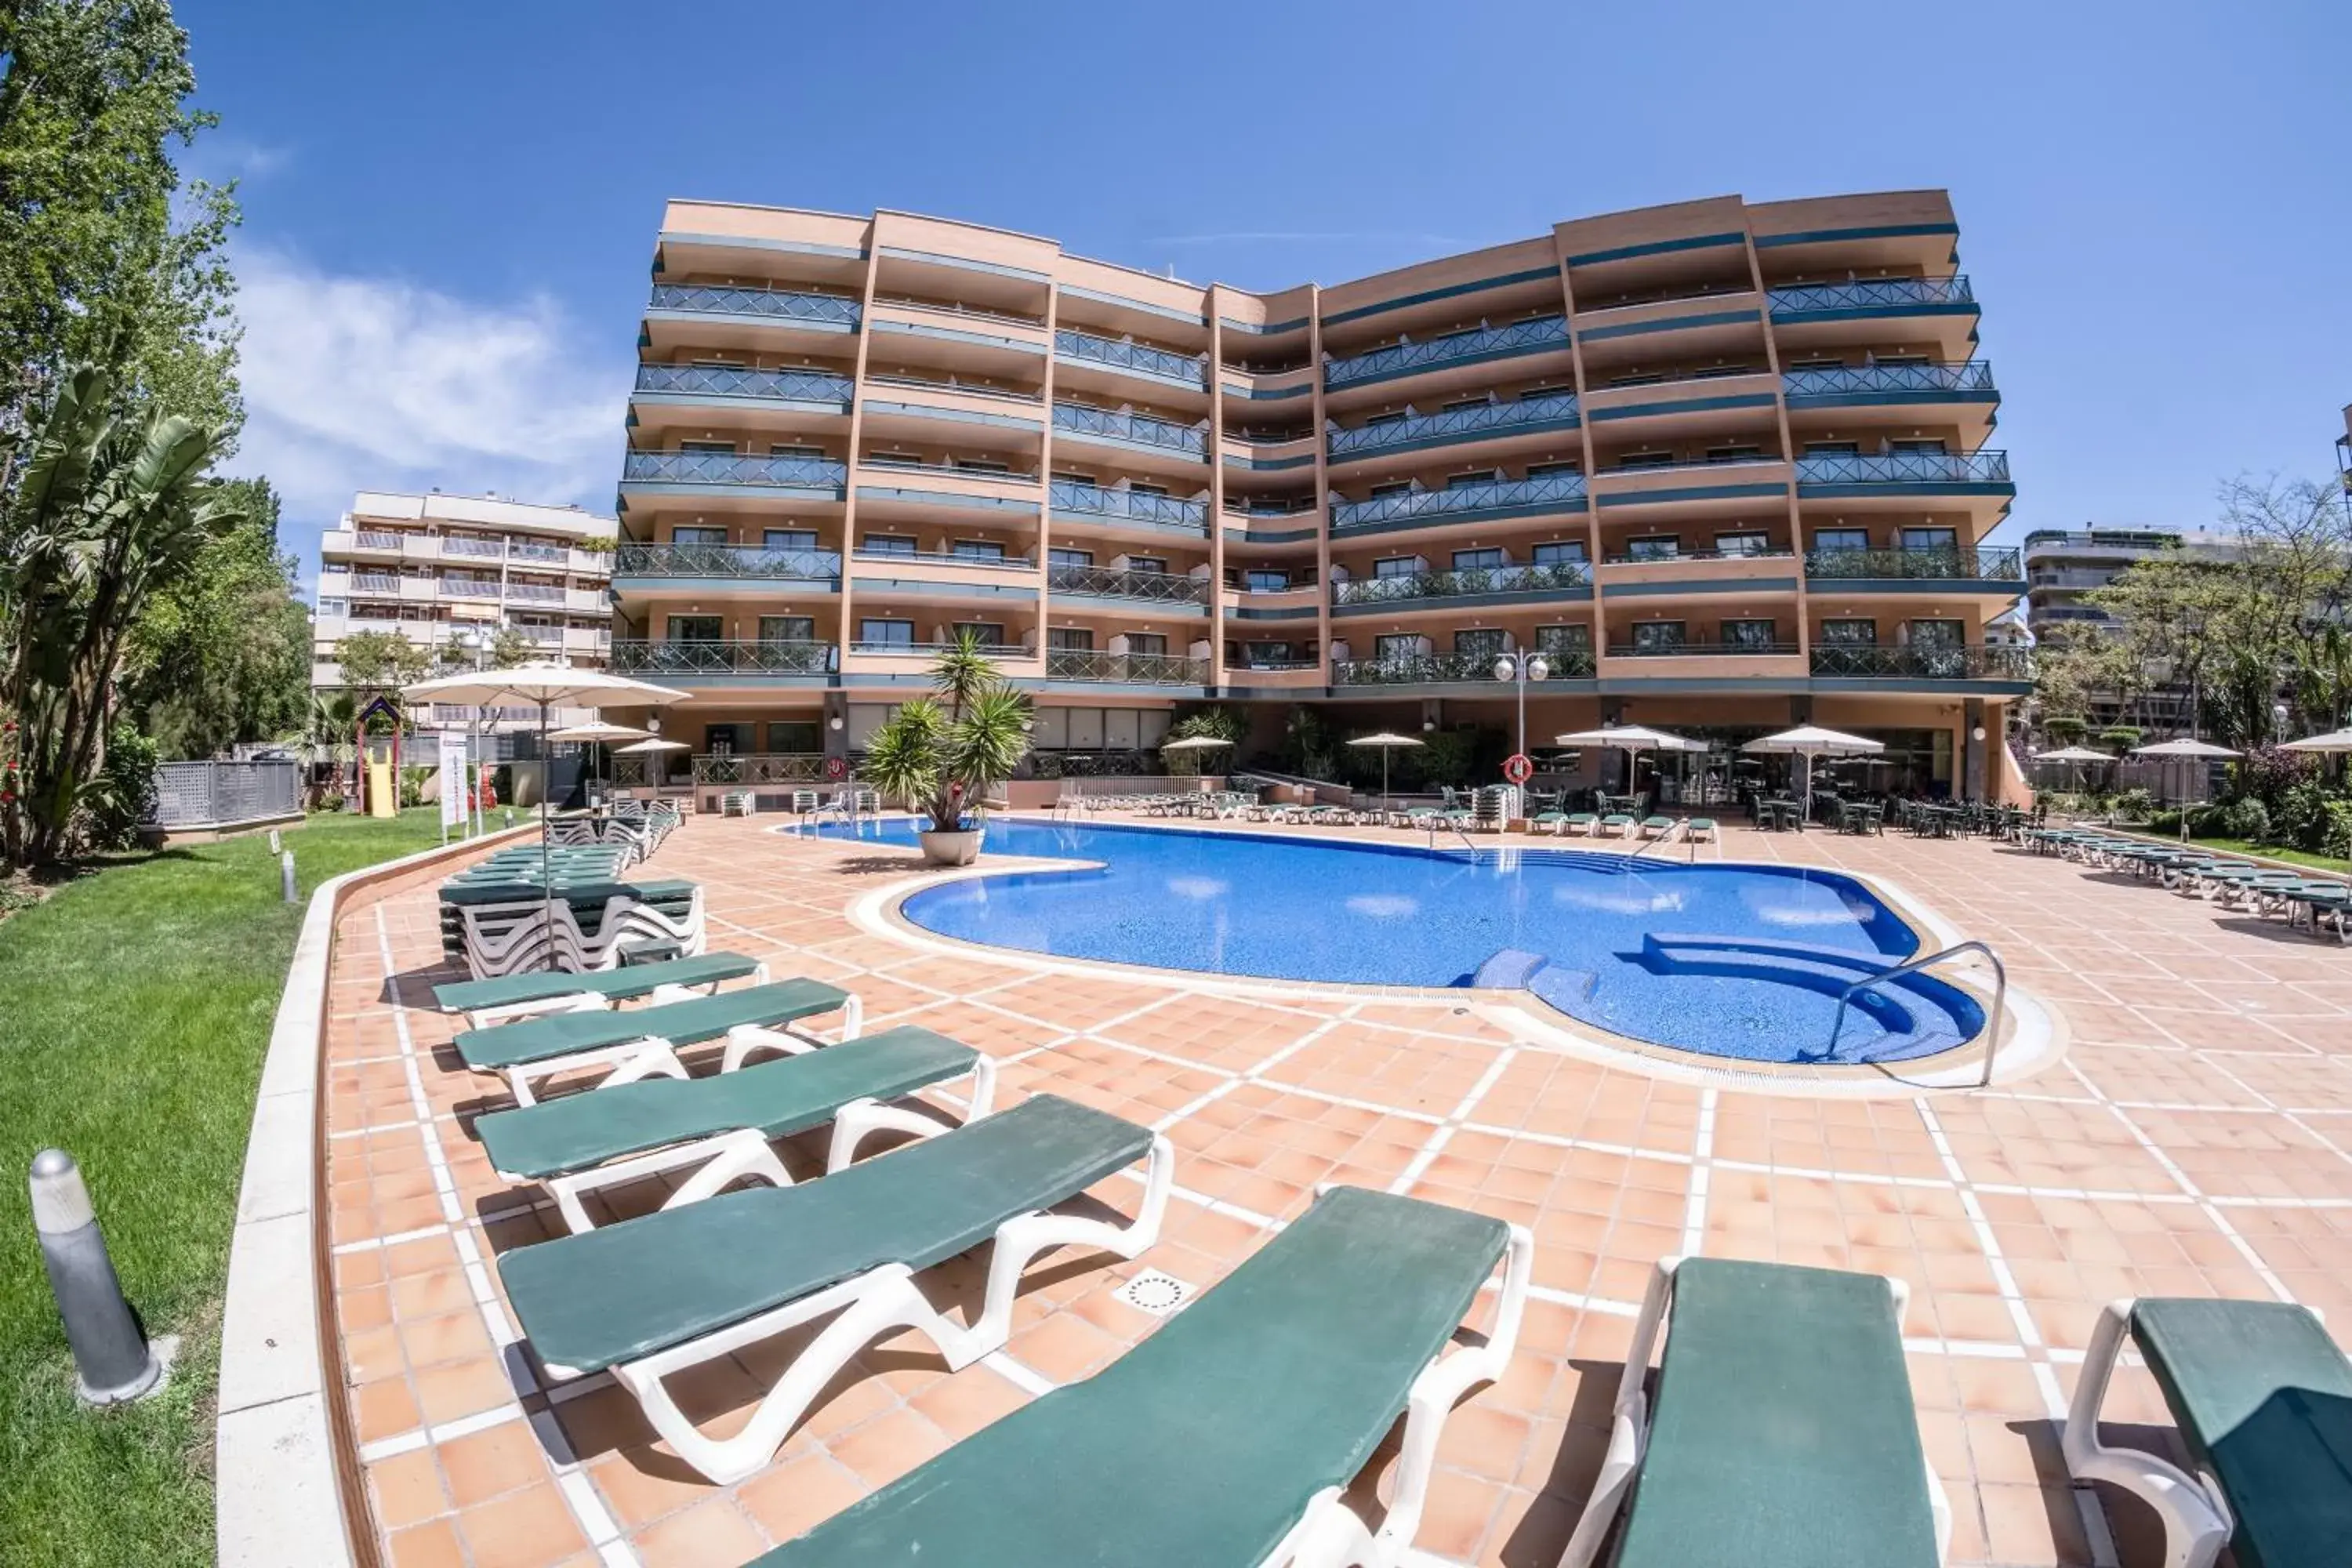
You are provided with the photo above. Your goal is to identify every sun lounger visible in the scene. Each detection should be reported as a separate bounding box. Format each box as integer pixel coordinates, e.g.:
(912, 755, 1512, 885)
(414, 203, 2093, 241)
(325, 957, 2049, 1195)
(1639, 815, 1675, 840)
(1600, 813, 1635, 838)
(1530, 810, 1570, 835)
(455, 978, 859, 1106)
(751, 1185, 1530, 1567)
(1686, 817, 1719, 841)
(430, 951, 766, 1027)
(499, 1092, 1172, 1483)
(1564, 811, 1599, 837)
(1560, 1256, 1949, 1568)
(475, 1023, 989, 1232)
(2063, 1296, 2352, 1568)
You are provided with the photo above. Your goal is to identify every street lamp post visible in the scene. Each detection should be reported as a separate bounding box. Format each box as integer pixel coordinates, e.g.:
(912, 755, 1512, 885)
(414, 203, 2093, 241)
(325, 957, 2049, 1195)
(1492, 649, 1550, 760)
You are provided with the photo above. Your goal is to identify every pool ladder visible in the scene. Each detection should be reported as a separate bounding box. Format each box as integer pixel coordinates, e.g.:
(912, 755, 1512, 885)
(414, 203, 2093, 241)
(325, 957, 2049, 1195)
(1824, 940, 2007, 1087)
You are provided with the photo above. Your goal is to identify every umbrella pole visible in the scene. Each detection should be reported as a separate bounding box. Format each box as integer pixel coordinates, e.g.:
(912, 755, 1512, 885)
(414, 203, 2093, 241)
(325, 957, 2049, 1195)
(539, 699, 555, 971)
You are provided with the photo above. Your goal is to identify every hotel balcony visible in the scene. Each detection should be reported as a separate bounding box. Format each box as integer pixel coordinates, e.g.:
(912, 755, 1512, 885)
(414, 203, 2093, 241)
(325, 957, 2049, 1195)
(1326, 389, 1581, 465)
(641, 283, 862, 354)
(1330, 648, 1596, 688)
(632, 362, 855, 416)
(1046, 563, 1212, 612)
(1780, 360, 1997, 408)
(1599, 634, 1809, 688)
(1794, 449, 2013, 499)
(1330, 561, 1592, 616)
(1803, 546, 2024, 593)
(1052, 328, 1209, 394)
(1323, 315, 1573, 394)
(1766, 275, 1975, 321)
(1328, 470, 1588, 538)
(619, 450, 848, 502)
(1042, 647, 1209, 687)
(1809, 644, 2032, 688)
(1048, 479, 1210, 539)
(612, 543, 842, 595)
(1221, 499, 1323, 547)
(1050, 401, 1210, 467)
(610, 638, 838, 682)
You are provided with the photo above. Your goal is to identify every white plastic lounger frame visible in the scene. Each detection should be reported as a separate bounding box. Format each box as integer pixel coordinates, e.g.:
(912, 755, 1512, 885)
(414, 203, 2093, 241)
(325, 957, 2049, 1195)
(1261, 1189, 1535, 1568)
(491, 991, 866, 1109)
(524, 1048, 1001, 1235)
(549, 1129, 1178, 1484)
(1556, 1254, 1954, 1568)
(452, 961, 771, 1030)
(2060, 1298, 2234, 1568)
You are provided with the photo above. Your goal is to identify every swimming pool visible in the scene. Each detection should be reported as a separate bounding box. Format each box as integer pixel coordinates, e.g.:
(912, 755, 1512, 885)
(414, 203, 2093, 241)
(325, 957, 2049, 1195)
(803, 818, 1983, 1065)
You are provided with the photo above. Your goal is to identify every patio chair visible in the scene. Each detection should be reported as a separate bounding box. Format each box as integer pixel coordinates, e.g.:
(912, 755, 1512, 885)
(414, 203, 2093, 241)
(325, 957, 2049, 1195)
(431, 950, 767, 1029)
(1559, 1256, 1949, 1568)
(499, 1093, 1173, 1484)
(454, 977, 862, 1107)
(474, 1022, 989, 1233)
(2063, 1296, 2352, 1568)
(750, 1185, 1531, 1568)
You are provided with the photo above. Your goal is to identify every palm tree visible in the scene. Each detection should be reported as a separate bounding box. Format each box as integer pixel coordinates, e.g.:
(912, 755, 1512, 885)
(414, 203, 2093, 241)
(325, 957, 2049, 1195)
(0, 365, 240, 866)
(860, 632, 1031, 834)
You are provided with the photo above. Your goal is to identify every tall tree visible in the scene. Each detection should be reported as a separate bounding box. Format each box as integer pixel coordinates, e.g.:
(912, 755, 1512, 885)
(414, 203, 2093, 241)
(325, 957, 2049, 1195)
(0, 361, 239, 865)
(0, 0, 241, 448)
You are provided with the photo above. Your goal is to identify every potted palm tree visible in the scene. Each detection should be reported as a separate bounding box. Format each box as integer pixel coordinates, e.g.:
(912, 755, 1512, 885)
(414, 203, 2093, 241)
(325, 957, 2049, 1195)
(860, 633, 1032, 866)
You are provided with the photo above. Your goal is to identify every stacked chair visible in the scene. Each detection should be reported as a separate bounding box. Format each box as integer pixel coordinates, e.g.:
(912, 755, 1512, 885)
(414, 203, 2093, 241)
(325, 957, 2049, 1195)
(438, 844, 705, 978)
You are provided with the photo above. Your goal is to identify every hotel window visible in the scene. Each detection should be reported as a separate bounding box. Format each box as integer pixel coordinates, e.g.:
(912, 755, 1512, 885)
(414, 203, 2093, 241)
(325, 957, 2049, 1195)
(671, 525, 728, 546)
(1820, 619, 1878, 647)
(1721, 619, 1778, 651)
(1051, 470, 1094, 487)
(1245, 641, 1300, 666)
(953, 458, 1011, 474)
(761, 528, 817, 552)
(1363, 411, 1409, 429)
(1049, 547, 1094, 569)
(1813, 528, 1870, 554)
(1368, 481, 1413, 499)
(1803, 440, 1860, 456)
(949, 622, 1006, 648)
(1536, 624, 1592, 656)
(767, 720, 822, 753)
(859, 535, 917, 557)
(1126, 555, 1169, 575)
(1128, 481, 1168, 497)
(1374, 557, 1418, 579)
(1127, 633, 1167, 657)
(756, 615, 814, 643)
(1446, 470, 1501, 489)
(769, 443, 825, 459)
(1374, 633, 1421, 660)
(1606, 372, 1667, 387)
(1631, 621, 1687, 654)
(858, 619, 915, 647)
(1706, 444, 1764, 463)
(1889, 438, 1950, 455)
(1900, 526, 1961, 554)
(1441, 395, 1494, 413)
(1614, 451, 1676, 470)
(1454, 629, 1507, 659)
(1047, 627, 1094, 652)
(1246, 569, 1290, 593)
(1692, 364, 1755, 379)
(1872, 354, 1929, 368)
(1714, 531, 1771, 557)
(1526, 459, 1582, 477)
(1533, 540, 1588, 567)
(1906, 619, 1965, 649)
(1786, 358, 1844, 372)
(1452, 548, 1505, 572)
(1626, 535, 1680, 561)
(666, 615, 723, 643)
(951, 539, 1007, 562)
(678, 439, 736, 454)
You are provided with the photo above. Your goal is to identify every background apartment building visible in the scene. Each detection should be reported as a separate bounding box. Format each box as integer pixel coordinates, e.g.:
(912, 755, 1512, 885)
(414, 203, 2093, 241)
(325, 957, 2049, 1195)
(313, 491, 617, 730)
(608, 190, 2029, 802)
(2023, 527, 2242, 732)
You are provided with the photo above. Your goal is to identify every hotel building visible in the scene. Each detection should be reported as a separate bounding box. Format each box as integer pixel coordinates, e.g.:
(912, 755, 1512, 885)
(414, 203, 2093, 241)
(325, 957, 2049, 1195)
(611, 190, 2028, 800)
(314, 491, 617, 728)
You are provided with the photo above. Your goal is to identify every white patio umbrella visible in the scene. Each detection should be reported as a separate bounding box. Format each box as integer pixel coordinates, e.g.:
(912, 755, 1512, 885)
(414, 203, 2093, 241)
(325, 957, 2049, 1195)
(2131, 736, 2241, 837)
(549, 720, 649, 800)
(401, 664, 688, 967)
(1742, 725, 1884, 819)
(615, 735, 689, 782)
(1346, 731, 1423, 811)
(2030, 744, 2117, 797)
(2281, 728, 2352, 753)
(1555, 724, 1694, 807)
(1160, 732, 1235, 788)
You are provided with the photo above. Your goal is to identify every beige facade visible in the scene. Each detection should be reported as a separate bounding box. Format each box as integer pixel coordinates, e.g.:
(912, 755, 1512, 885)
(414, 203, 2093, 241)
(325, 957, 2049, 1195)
(612, 191, 2027, 799)
(314, 491, 617, 727)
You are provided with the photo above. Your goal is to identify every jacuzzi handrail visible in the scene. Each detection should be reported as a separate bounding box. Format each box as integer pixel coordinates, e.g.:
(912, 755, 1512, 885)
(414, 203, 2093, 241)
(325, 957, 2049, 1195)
(1828, 939, 2005, 1087)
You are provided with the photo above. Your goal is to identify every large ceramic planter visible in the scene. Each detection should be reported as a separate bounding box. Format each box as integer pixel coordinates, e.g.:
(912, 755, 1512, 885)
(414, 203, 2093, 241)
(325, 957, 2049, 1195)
(919, 827, 984, 866)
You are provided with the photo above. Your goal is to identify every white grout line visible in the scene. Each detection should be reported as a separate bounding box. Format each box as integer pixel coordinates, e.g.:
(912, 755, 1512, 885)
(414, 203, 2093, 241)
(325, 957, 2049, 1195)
(1680, 1091, 1719, 1257)
(1151, 1009, 1357, 1132)
(980, 1352, 1056, 1398)
(1389, 1044, 1521, 1195)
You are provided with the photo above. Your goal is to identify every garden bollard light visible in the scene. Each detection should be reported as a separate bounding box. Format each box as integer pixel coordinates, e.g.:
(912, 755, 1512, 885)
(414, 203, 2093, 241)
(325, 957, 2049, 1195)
(281, 849, 297, 904)
(31, 1149, 161, 1404)
(267, 827, 281, 855)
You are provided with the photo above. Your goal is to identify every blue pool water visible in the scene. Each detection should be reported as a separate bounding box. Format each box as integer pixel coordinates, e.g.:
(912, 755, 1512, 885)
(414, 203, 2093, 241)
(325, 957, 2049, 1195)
(801, 818, 1982, 1065)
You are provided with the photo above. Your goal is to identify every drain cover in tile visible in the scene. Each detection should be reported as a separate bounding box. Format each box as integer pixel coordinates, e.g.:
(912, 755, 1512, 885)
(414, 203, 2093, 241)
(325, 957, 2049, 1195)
(1114, 1269, 1192, 1316)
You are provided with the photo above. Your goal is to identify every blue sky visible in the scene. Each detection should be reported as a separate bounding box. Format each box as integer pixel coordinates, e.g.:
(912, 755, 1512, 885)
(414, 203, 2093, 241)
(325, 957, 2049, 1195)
(176, 0, 2352, 590)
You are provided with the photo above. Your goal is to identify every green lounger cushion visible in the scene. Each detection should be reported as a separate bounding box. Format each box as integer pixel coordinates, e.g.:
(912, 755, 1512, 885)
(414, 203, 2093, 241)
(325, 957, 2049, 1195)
(753, 1186, 1507, 1566)
(1614, 1258, 1938, 1568)
(2132, 1298, 2352, 1568)
(476, 1025, 978, 1180)
(432, 952, 759, 1014)
(1688, 818, 1717, 831)
(501, 1093, 1148, 1373)
(456, 978, 849, 1073)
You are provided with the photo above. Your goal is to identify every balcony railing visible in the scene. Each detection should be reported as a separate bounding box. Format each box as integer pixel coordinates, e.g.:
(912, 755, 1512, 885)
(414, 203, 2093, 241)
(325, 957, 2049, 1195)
(1048, 479, 1209, 532)
(442, 536, 504, 558)
(1223, 499, 1319, 521)
(1047, 564, 1210, 605)
(1810, 645, 2032, 681)
(1324, 315, 1572, 390)
(853, 638, 1015, 655)
(852, 546, 1034, 570)
(690, 753, 826, 785)
(611, 639, 839, 675)
(1781, 361, 1995, 400)
(351, 531, 408, 550)
(634, 362, 855, 405)
(1602, 547, 1795, 564)
(505, 582, 564, 602)
(441, 579, 503, 600)
(615, 543, 841, 579)
(1051, 402, 1209, 459)
(1328, 390, 1581, 459)
(1332, 561, 1590, 607)
(1795, 450, 2011, 487)
(1053, 329, 1207, 387)
(513, 625, 563, 644)
(1229, 656, 1322, 673)
(1044, 648, 1207, 684)
(1330, 470, 1588, 533)
(1805, 546, 2023, 581)
(1333, 648, 1594, 685)
(1767, 276, 1973, 318)
(1607, 640, 1799, 658)
(350, 573, 403, 593)
(646, 282, 861, 328)
(509, 542, 568, 563)
(622, 451, 848, 488)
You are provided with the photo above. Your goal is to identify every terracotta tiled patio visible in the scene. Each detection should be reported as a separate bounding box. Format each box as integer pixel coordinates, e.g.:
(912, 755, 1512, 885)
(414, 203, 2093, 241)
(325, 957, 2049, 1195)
(319, 815, 2352, 1568)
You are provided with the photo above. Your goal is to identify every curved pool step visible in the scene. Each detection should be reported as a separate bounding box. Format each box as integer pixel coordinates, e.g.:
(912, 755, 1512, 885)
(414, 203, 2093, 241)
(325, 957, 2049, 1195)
(1468, 948, 1598, 1011)
(1639, 933, 1981, 1060)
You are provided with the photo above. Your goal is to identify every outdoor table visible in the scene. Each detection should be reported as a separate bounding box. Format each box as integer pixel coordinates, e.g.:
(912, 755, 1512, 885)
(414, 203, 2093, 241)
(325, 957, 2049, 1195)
(1759, 797, 1801, 831)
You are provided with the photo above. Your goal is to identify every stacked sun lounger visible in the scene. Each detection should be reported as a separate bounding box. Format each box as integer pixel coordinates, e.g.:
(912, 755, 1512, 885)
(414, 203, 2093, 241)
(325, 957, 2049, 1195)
(437, 858, 707, 978)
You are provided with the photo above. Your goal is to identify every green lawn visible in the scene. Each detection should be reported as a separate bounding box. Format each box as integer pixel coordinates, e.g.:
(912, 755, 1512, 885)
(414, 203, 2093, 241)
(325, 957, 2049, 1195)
(2188, 837, 2352, 875)
(0, 808, 451, 1566)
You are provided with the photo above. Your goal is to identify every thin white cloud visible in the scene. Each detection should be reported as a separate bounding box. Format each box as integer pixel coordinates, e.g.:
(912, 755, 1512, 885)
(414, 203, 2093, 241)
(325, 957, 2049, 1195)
(229, 248, 628, 583)
(1146, 229, 1465, 248)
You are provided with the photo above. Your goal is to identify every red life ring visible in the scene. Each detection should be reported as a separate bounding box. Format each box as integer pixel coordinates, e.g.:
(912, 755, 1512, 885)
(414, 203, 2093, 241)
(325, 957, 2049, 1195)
(825, 755, 848, 782)
(1503, 753, 1534, 786)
